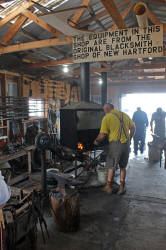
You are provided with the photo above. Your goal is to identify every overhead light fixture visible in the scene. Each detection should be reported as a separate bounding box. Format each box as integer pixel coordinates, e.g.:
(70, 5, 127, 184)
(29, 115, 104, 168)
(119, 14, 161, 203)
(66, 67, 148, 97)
(63, 65, 69, 73)
(149, 57, 153, 60)
(99, 79, 103, 85)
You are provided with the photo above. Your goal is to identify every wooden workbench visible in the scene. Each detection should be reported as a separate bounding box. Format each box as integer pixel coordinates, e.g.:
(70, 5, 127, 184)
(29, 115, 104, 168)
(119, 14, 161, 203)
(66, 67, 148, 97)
(0, 145, 36, 185)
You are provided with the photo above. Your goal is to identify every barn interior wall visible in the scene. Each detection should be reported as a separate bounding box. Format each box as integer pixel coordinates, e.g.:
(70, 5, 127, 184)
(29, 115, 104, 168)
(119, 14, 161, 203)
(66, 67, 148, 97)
(108, 82, 166, 109)
(91, 81, 166, 109)
(0, 71, 80, 104)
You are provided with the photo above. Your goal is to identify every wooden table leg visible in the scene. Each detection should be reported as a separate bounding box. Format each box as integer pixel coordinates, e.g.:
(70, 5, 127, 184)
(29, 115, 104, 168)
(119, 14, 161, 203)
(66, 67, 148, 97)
(27, 151, 32, 175)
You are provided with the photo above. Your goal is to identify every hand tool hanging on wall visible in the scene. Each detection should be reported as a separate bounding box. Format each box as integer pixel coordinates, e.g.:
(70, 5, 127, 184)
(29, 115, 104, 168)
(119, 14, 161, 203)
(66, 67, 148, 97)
(69, 81, 79, 104)
(0, 97, 46, 120)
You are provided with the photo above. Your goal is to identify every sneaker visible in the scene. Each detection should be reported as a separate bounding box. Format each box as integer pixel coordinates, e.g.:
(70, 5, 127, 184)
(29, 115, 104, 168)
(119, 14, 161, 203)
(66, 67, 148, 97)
(118, 183, 126, 195)
(103, 183, 113, 194)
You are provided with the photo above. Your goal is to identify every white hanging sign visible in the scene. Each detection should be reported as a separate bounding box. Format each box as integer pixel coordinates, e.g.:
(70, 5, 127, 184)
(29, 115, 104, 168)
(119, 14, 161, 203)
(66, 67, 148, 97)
(72, 25, 163, 63)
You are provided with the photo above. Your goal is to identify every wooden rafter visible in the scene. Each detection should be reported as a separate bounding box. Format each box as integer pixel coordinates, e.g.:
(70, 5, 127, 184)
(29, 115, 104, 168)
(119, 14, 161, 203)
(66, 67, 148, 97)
(146, 7, 166, 33)
(38, 6, 88, 17)
(101, 0, 126, 29)
(21, 9, 60, 37)
(28, 58, 73, 68)
(3, 22, 66, 56)
(27, 57, 166, 71)
(143, 0, 166, 3)
(70, 0, 91, 27)
(111, 2, 133, 30)
(79, 0, 129, 28)
(0, 0, 40, 28)
(1, 15, 27, 45)
(102, 71, 166, 78)
(0, 37, 72, 54)
(0, 0, 16, 3)
(89, 63, 166, 73)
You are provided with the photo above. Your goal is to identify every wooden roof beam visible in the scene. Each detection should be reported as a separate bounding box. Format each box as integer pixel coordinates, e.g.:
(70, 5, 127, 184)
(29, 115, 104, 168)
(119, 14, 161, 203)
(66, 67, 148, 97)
(70, 0, 91, 27)
(28, 58, 73, 68)
(79, 0, 129, 28)
(111, 2, 133, 30)
(28, 59, 166, 72)
(89, 63, 166, 73)
(21, 9, 60, 37)
(101, 0, 126, 29)
(0, 0, 40, 28)
(1, 15, 27, 45)
(0, 37, 72, 54)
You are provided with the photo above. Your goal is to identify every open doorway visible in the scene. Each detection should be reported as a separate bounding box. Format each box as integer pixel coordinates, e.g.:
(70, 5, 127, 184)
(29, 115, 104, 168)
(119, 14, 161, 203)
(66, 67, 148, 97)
(121, 93, 166, 154)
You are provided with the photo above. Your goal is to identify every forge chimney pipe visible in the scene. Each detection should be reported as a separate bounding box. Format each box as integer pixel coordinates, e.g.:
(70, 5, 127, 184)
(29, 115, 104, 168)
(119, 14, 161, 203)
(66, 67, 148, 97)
(80, 62, 90, 102)
(101, 69, 107, 106)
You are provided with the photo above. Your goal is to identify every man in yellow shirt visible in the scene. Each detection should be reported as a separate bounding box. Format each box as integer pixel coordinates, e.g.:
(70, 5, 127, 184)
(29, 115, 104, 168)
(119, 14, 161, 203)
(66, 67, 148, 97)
(94, 105, 135, 195)
(103, 103, 113, 114)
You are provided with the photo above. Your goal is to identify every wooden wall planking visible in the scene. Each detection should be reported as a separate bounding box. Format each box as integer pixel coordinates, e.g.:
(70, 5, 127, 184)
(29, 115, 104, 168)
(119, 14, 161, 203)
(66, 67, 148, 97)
(0, 71, 80, 105)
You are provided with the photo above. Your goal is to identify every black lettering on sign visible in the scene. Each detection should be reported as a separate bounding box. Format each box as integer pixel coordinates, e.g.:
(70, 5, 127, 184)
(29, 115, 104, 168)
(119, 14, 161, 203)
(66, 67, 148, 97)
(115, 44, 119, 50)
(148, 41, 153, 46)
(128, 49, 132, 55)
(153, 47, 157, 53)
(73, 41, 89, 48)
(133, 49, 137, 55)
(156, 26, 161, 32)
(123, 49, 128, 55)
(148, 47, 152, 53)
(113, 50, 119, 56)
(144, 26, 158, 34)
(93, 52, 101, 58)
(134, 41, 141, 47)
(158, 46, 163, 52)
(104, 51, 113, 57)
(116, 37, 120, 43)
(73, 25, 162, 62)
(136, 34, 151, 41)
(73, 35, 84, 42)
(73, 53, 89, 60)
(93, 39, 107, 45)
(132, 28, 139, 35)
(106, 44, 113, 50)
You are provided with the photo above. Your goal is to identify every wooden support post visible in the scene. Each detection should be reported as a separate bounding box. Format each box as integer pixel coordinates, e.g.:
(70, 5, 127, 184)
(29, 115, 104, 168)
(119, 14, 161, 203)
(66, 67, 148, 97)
(18, 75, 23, 97)
(0, 73, 6, 97)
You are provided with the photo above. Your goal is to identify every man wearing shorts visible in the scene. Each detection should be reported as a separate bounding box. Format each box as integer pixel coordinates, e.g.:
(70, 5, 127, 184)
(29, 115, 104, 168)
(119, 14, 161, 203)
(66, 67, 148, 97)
(94, 105, 135, 195)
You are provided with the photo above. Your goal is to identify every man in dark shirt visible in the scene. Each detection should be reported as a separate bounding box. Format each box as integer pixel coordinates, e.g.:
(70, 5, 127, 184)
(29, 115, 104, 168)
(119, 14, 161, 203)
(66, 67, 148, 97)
(132, 107, 148, 155)
(150, 107, 166, 140)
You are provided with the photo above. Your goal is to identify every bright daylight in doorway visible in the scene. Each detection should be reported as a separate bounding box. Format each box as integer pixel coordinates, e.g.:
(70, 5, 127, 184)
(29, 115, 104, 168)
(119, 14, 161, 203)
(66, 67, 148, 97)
(121, 93, 166, 149)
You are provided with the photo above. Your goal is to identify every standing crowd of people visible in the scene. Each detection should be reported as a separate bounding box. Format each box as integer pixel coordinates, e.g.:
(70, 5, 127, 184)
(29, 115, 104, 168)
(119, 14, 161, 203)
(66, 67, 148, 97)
(94, 103, 166, 195)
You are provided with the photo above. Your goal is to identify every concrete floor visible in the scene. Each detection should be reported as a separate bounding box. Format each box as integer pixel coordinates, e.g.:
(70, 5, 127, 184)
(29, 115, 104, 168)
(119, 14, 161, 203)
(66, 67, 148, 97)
(37, 155, 166, 250)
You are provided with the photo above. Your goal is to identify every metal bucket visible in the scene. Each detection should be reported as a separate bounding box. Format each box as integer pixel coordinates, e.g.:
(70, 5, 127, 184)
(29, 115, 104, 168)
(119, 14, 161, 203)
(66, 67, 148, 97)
(97, 167, 108, 185)
(148, 142, 161, 162)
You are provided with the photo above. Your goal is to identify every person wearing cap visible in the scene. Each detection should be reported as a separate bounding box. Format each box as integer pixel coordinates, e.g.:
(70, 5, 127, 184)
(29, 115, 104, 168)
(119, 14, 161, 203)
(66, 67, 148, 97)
(94, 105, 135, 195)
